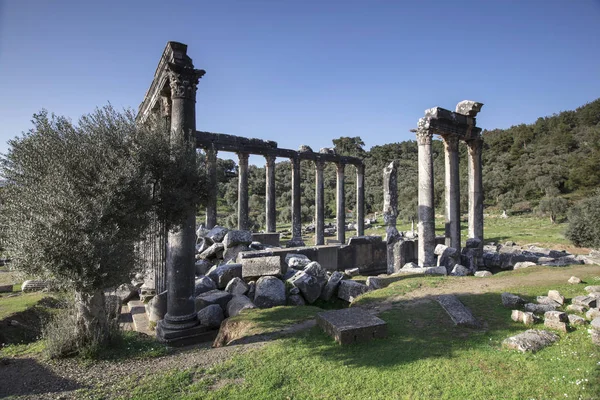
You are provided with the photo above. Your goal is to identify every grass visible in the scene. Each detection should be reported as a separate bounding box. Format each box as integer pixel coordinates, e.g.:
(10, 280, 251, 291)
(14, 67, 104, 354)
(103, 266, 600, 400)
(0, 291, 45, 320)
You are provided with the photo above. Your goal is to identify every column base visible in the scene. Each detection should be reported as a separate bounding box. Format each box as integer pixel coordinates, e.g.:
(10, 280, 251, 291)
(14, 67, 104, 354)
(286, 237, 305, 248)
(156, 320, 218, 346)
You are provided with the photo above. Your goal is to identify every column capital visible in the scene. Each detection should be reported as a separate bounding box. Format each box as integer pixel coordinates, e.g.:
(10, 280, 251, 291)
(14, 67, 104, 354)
(416, 128, 433, 146)
(356, 163, 365, 175)
(315, 159, 325, 171)
(466, 136, 484, 152)
(441, 134, 460, 152)
(336, 161, 346, 172)
(167, 63, 206, 100)
(237, 152, 249, 162)
(264, 154, 276, 165)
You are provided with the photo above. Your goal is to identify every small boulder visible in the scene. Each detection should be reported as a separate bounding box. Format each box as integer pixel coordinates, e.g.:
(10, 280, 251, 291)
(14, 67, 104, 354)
(337, 280, 369, 302)
(544, 311, 568, 322)
(547, 290, 565, 306)
(536, 296, 561, 307)
(254, 276, 286, 308)
(287, 294, 306, 306)
(525, 303, 557, 314)
(226, 295, 256, 317)
(402, 262, 419, 269)
(285, 253, 311, 268)
(585, 286, 600, 294)
(319, 271, 345, 301)
(206, 225, 229, 243)
(199, 243, 225, 260)
(568, 314, 586, 326)
(195, 290, 232, 312)
(194, 276, 217, 296)
(287, 271, 323, 304)
(424, 266, 448, 276)
(223, 230, 253, 249)
(366, 276, 383, 290)
(513, 261, 536, 270)
(197, 304, 224, 328)
(566, 304, 588, 313)
(502, 329, 559, 353)
(207, 264, 243, 289)
(225, 277, 249, 296)
(450, 264, 470, 276)
(572, 295, 597, 309)
(247, 281, 256, 301)
(586, 308, 600, 321)
(511, 310, 536, 325)
(195, 260, 213, 276)
(501, 292, 525, 308)
(344, 268, 360, 277)
(568, 276, 582, 284)
(474, 270, 493, 277)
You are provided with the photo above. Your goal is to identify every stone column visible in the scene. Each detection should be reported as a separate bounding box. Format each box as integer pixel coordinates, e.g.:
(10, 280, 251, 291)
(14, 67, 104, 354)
(157, 64, 205, 341)
(467, 136, 484, 242)
(289, 156, 304, 246)
(265, 155, 276, 233)
(416, 125, 435, 266)
(356, 163, 365, 236)
(237, 152, 249, 231)
(314, 160, 325, 245)
(442, 135, 461, 251)
(205, 146, 218, 229)
(336, 162, 346, 244)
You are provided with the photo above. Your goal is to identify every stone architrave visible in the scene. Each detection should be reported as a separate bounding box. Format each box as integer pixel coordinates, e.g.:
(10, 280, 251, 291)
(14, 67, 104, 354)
(237, 152, 249, 231)
(442, 134, 461, 251)
(205, 146, 218, 229)
(315, 160, 325, 245)
(265, 155, 277, 233)
(416, 124, 435, 267)
(336, 162, 346, 244)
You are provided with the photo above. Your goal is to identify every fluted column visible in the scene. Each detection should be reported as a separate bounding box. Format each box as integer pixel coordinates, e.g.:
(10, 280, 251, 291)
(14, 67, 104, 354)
(290, 156, 304, 246)
(336, 162, 346, 244)
(237, 152, 249, 231)
(356, 163, 365, 236)
(416, 125, 435, 266)
(467, 136, 484, 243)
(205, 146, 218, 229)
(442, 135, 461, 251)
(265, 155, 276, 233)
(315, 160, 325, 245)
(159, 63, 205, 335)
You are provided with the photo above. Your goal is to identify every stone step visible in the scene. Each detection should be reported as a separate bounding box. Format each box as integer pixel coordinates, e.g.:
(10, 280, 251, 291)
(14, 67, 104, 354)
(436, 295, 480, 328)
(126, 300, 154, 336)
(316, 307, 387, 345)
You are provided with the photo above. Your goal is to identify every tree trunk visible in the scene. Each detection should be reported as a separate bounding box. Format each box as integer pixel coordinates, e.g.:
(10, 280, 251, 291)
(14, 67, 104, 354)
(74, 289, 110, 345)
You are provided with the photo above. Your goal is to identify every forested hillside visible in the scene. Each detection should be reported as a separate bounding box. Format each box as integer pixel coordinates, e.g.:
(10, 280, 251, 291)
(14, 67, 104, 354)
(211, 98, 600, 229)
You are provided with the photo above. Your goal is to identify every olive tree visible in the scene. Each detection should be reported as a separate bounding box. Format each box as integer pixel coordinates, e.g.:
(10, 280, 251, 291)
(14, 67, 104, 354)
(0, 106, 205, 347)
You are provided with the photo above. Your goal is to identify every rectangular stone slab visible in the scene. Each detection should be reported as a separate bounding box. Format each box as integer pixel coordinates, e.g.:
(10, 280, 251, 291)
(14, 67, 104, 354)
(241, 255, 285, 278)
(502, 329, 559, 353)
(316, 308, 387, 345)
(436, 295, 480, 328)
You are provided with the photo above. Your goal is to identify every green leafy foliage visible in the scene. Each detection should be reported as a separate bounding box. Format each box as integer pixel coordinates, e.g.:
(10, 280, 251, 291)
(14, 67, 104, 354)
(566, 190, 600, 248)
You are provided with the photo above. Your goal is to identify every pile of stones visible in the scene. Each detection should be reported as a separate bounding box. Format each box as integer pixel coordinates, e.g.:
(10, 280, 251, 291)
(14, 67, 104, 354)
(482, 244, 599, 272)
(501, 278, 600, 351)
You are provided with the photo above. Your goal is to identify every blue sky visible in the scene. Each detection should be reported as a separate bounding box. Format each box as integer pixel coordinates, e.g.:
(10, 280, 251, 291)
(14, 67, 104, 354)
(1, 0, 599, 165)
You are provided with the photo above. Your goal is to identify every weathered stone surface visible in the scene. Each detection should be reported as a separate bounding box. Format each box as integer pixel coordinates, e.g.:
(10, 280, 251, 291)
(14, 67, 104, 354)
(287, 271, 323, 304)
(425, 266, 448, 275)
(282, 268, 299, 281)
(586, 308, 600, 321)
(474, 270, 493, 277)
(591, 317, 600, 331)
(287, 294, 306, 306)
(254, 276, 286, 308)
(450, 264, 470, 276)
(196, 237, 212, 255)
(194, 276, 217, 296)
(206, 225, 229, 243)
(223, 230, 253, 249)
(337, 280, 369, 302)
(285, 253, 311, 268)
(434, 244, 448, 256)
(547, 290, 565, 305)
(402, 262, 419, 269)
(304, 261, 328, 283)
(437, 295, 480, 328)
(21, 280, 49, 292)
(502, 293, 525, 308)
(568, 276, 582, 284)
(502, 329, 560, 353)
(0, 284, 13, 293)
(225, 277, 249, 296)
(436, 245, 460, 271)
(223, 244, 249, 263)
(247, 281, 256, 301)
(544, 311, 568, 322)
(525, 303, 557, 314)
(320, 271, 345, 301)
(466, 238, 482, 249)
(316, 307, 387, 345)
(511, 310, 536, 325)
(195, 259, 213, 276)
(568, 314, 586, 326)
(147, 290, 167, 322)
(544, 319, 568, 332)
(585, 286, 600, 294)
(226, 295, 256, 317)
(573, 295, 597, 309)
(382, 161, 398, 226)
(241, 255, 285, 278)
(344, 268, 360, 277)
(513, 261, 536, 270)
(592, 330, 600, 346)
(566, 304, 587, 313)
(207, 264, 242, 289)
(112, 283, 138, 304)
(195, 290, 232, 312)
(366, 276, 383, 290)
(536, 296, 561, 307)
(197, 304, 224, 328)
(199, 243, 224, 260)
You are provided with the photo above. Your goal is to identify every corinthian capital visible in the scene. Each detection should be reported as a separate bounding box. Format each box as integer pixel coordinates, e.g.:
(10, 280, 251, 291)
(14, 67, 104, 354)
(167, 62, 206, 100)
(416, 128, 433, 146)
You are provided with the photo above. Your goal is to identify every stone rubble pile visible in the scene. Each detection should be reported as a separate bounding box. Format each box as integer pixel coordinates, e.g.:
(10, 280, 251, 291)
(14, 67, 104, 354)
(502, 276, 600, 350)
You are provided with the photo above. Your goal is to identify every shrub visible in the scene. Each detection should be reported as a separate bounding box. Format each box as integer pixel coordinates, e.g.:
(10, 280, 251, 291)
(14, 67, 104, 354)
(565, 190, 600, 249)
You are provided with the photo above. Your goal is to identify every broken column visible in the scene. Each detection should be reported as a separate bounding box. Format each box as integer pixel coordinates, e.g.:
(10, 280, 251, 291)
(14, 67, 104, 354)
(315, 160, 325, 245)
(237, 152, 249, 231)
(416, 123, 435, 267)
(289, 156, 304, 247)
(356, 163, 365, 236)
(383, 161, 401, 274)
(442, 134, 461, 251)
(265, 154, 276, 233)
(336, 161, 346, 244)
(205, 146, 218, 229)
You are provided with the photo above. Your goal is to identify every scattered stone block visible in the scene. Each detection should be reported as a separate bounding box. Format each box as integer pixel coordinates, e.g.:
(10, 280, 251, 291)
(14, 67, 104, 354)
(513, 261, 536, 270)
(402, 262, 419, 269)
(287, 294, 306, 306)
(424, 266, 448, 276)
(287, 270, 323, 304)
(436, 295, 480, 328)
(568, 276, 582, 284)
(199, 242, 225, 260)
(436, 246, 460, 271)
(316, 308, 387, 345)
(547, 290, 565, 305)
(525, 303, 557, 314)
(450, 264, 470, 276)
(544, 319, 568, 332)
(585, 286, 600, 294)
(147, 290, 167, 322)
(304, 261, 328, 283)
(572, 295, 597, 309)
(586, 308, 600, 321)
(247, 281, 256, 301)
(223, 244, 249, 263)
(225, 277, 249, 296)
(0, 284, 13, 293)
(511, 310, 536, 325)
(591, 317, 600, 331)
(223, 230, 252, 249)
(254, 276, 286, 308)
(195, 259, 213, 276)
(474, 270, 492, 277)
(226, 295, 256, 317)
(337, 280, 370, 303)
(319, 271, 345, 301)
(366, 276, 383, 290)
(198, 304, 224, 328)
(195, 290, 232, 312)
(536, 296, 561, 307)
(502, 329, 560, 353)
(502, 293, 526, 308)
(21, 280, 49, 292)
(567, 304, 588, 313)
(207, 264, 242, 289)
(544, 311, 568, 322)
(285, 253, 311, 268)
(592, 330, 600, 346)
(195, 276, 217, 296)
(568, 314, 586, 326)
(344, 268, 360, 277)
(206, 225, 229, 243)
(241, 255, 285, 278)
